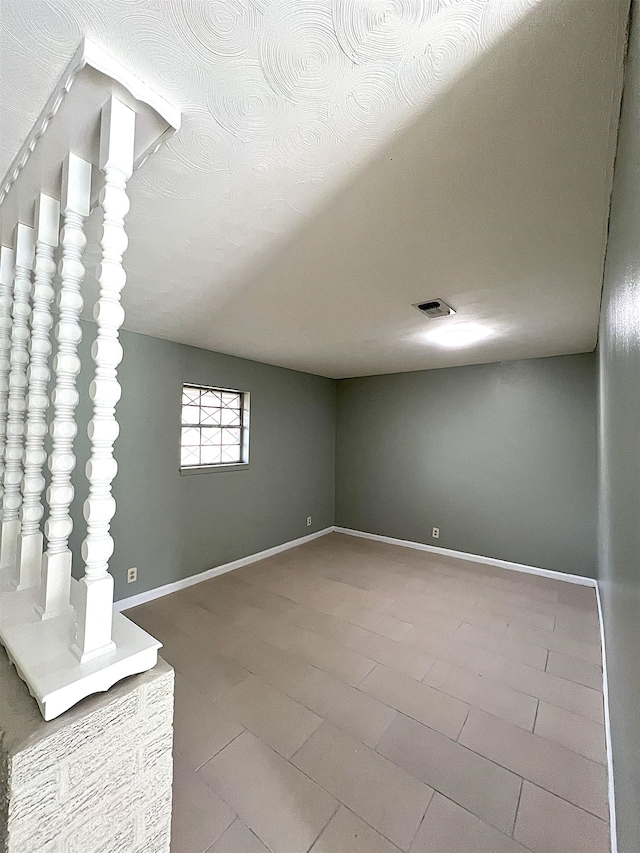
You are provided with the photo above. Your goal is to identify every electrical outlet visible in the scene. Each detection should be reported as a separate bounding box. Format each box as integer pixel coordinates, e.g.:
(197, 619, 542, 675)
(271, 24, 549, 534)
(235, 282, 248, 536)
(432, 527, 440, 539)
(127, 567, 138, 584)
(306, 516, 312, 527)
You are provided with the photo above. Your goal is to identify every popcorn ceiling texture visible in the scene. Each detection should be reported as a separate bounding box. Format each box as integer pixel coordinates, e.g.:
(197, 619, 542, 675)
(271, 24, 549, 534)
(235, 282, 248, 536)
(0, 647, 174, 853)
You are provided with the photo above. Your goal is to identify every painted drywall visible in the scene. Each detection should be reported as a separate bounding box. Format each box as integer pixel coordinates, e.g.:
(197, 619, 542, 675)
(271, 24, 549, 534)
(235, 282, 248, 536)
(335, 354, 597, 576)
(597, 0, 640, 848)
(65, 322, 336, 601)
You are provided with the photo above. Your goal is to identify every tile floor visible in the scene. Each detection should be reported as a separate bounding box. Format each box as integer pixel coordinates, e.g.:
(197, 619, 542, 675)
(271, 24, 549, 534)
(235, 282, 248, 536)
(126, 532, 609, 853)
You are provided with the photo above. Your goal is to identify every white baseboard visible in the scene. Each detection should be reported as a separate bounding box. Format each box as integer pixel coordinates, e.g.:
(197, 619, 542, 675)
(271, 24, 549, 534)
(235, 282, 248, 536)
(114, 527, 333, 612)
(333, 527, 597, 587)
(595, 584, 618, 853)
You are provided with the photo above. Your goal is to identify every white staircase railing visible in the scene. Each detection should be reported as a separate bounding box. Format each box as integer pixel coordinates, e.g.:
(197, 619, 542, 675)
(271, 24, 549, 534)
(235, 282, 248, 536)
(0, 39, 180, 720)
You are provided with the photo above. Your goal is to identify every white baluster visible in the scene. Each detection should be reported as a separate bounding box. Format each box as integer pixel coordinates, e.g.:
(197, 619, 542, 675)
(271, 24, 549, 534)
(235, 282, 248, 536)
(0, 246, 15, 532)
(40, 155, 91, 619)
(18, 195, 59, 590)
(0, 224, 33, 586)
(74, 97, 135, 662)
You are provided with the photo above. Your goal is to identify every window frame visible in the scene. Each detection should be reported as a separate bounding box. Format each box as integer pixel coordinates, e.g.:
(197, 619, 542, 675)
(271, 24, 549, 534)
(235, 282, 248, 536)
(179, 382, 250, 475)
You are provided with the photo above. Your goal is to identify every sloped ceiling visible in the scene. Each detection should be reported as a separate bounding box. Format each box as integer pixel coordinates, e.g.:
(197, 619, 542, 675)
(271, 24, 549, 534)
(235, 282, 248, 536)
(0, 0, 628, 377)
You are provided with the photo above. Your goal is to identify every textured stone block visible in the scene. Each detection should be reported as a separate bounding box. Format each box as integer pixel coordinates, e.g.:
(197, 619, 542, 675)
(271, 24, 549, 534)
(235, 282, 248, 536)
(0, 644, 174, 853)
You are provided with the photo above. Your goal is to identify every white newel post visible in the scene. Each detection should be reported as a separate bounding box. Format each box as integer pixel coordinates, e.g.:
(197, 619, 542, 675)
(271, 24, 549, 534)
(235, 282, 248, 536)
(0, 224, 34, 586)
(0, 246, 15, 531)
(74, 96, 135, 662)
(40, 155, 91, 618)
(18, 194, 60, 590)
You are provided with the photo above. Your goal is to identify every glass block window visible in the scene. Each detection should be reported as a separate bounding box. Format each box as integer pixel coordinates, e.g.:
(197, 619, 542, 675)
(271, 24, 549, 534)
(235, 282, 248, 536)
(180, 384, 249, 469)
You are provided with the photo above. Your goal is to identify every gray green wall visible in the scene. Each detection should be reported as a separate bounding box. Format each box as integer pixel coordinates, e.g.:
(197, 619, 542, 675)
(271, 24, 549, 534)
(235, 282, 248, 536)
(335, 354, 597, 577)
(66, 322, 336, 602)
(597, 1, 640, 849)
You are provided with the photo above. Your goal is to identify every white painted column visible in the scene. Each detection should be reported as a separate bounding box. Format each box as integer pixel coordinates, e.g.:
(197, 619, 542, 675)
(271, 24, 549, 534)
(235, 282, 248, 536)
(18, 194, 60, 590)
(0, 224, 34, 586)
(40, 156, 91, 618)
(0, 246, 15, 531)
(74, 97, 135, 661)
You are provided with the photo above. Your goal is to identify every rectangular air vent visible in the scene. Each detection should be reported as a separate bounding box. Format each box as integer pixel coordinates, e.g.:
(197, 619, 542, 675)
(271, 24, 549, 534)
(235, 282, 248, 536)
(412, 299, 456, 319)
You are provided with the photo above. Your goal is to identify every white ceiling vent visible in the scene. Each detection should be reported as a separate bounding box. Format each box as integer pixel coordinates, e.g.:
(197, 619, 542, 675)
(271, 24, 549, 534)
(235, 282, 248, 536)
(412, 299, 456, 319)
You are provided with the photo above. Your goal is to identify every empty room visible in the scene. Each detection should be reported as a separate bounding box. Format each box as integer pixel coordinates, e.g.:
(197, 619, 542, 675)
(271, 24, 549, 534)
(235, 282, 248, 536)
(0, 1, 638, 853)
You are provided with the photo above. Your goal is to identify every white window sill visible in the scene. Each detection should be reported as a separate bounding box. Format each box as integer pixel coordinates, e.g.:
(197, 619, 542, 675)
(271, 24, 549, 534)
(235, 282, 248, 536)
(180, 463, 250, 476)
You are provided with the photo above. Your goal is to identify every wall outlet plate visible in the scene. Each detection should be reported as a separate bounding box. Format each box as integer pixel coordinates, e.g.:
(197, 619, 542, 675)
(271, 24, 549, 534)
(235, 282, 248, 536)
(306, 516, 312, 527)
(127, 567, 138, 583)
(432, 527, 440, 539)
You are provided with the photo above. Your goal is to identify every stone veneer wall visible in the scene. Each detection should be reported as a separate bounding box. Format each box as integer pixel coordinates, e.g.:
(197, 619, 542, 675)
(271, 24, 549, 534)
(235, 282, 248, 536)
(0, 647, 174, 853)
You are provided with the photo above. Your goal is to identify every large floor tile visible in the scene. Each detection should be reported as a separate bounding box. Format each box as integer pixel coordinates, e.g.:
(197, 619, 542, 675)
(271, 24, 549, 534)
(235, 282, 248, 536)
(399, 622, 459, 654)
(458, 707, 608, 819)
(172, 754, 236, 853)
(162, 641, 252, 702)
(198, 731, 338, 853)
(546, 649, 603, 690)
(330, 599, 413, 641)
(286, 629, 376, 686)
(346, 629, 436, 680)
(173, 674, 244, 770)
(514, 781, 610, 853)
(205, 819, 268, 853)
(359, 664, 469, 739)
(534, 701, 607, 764)
(214, 630, 317, 695)
(376, 713, 521, 835)
(506, 620, 602, 666)
(410, 793, 531, 853)
(454, 622, 548, 669)
(310, 806, 403, 853)
(384, 595, 469, 631)
(287, 666, 397, 747)
(292, 722, 433, 851)
(554, 616, 601, 645)
(435, 637, 605, 723)
(214, 675, 322, 758)
(424, 658, 537, 730)
(284, 602, 371, 647)
(469, 597, 556, 631)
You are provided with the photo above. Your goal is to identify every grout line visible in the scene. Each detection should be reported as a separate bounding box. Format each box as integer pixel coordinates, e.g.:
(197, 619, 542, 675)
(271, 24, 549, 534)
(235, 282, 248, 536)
(288, 733, 419, 853)
(302, 801, 341, 853)
(532, 698, 540, 733)
(193, 727, 246, 773)
(455, 706, 472, 743)
(408, 788, 435, 849)
(449, 728, 610, 823)
(511, 778, 525, 838)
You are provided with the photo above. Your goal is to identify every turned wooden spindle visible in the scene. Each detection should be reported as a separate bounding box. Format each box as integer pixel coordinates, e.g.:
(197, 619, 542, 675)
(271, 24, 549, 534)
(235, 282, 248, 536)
(0, 224, 34, 587)
(0, 245, 15, 533)
(74, 97, 135, 661)
(40, 156, 91, 618)
(19, 194, 60, 590)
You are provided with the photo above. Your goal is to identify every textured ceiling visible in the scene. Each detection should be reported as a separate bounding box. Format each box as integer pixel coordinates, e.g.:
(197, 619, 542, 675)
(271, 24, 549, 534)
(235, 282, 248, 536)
(0, 0, 628, 377)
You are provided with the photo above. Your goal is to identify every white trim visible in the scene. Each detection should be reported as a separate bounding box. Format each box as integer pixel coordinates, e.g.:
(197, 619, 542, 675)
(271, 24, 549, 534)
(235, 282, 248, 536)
(0, 37, 180, 210)
(595, 583, 618, 853)
(114, 527, 334, 611)
(333, 527, 597, 587)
